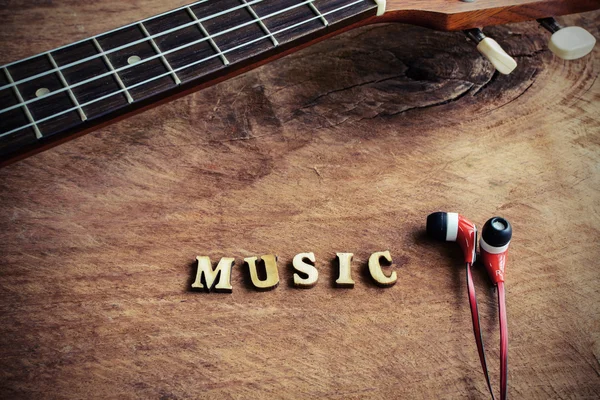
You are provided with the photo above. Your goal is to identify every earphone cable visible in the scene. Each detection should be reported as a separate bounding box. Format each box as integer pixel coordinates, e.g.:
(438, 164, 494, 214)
(498, 281, 508, 400)
(466, 262, 496, 400)
(466, 262, 509, 400)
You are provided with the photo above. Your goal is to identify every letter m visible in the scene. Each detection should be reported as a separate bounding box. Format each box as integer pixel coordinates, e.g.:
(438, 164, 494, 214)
(191, 256, 235, 292)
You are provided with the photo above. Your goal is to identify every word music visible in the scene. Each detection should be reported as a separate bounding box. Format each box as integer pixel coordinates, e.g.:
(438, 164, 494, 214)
(191, 251, 397, 292)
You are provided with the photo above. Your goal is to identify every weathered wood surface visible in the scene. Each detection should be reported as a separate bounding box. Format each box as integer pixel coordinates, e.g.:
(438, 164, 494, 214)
(1, 2, 599, 399)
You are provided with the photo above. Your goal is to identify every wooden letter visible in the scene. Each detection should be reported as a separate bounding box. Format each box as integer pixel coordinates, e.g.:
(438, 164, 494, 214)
(191, 256, 235, 292)
(244, 254, 280, 290)
(293, 252, 318, 288)
(335, 252, 355, 288)
(368, 251, 397, 287)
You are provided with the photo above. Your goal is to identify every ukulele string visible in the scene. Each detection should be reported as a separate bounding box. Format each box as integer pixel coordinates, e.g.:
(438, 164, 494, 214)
(0, 0, 319, 116)
(0, 0, 266, 93)
(0, 0, 215, 70)
(0, 0, 366, 139)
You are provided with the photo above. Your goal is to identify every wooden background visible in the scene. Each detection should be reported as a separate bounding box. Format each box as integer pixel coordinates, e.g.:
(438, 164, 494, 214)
(1, 1, 599, 398)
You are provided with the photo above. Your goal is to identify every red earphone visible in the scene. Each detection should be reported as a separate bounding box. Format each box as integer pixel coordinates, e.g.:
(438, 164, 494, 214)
(426, 212, 477, 264)
(480, 217, 512, 284)
(427, 212, 512, 400)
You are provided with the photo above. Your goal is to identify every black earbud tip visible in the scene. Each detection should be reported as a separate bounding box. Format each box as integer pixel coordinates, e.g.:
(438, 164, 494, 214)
(482, 217, 512, 246)
(426, 212, 448, 241)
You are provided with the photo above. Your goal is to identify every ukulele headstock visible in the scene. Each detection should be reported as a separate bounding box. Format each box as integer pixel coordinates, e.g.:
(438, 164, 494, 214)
(375, 0, 599, 74)
(378, 0, 600, 31)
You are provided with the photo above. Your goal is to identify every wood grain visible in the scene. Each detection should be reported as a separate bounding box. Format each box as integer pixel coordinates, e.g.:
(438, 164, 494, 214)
(3, 0, 599, 165)
(1, 1, 600, 399)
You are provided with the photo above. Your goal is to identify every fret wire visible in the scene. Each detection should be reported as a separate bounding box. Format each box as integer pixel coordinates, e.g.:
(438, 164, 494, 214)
(47, 52, 88, 121)
(186, 7, 230, 66)
(0, 0, 319, 117)
(0, 0, 267, 93)
(0, 0, 215, 70)
(138, 22, 182, 85)
(92, 38, 134, 103)
(240, 0, 279, 47)
(278, 2, 362, 37)
(0, 0, 367, 139)
(308, 3, 330, 26)
(3, 68, 42, 139)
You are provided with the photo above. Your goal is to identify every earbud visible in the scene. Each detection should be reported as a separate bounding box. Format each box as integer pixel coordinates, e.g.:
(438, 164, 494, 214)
(426, 212, 477, 263)
(479, 217, 512, 284)
(427, 212, 513, 398)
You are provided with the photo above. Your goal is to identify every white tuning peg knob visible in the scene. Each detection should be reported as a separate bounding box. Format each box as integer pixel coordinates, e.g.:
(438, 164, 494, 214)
(476, 38, 518, 75)
(464, 29, 518, 75)
(538, 18, 596, 60)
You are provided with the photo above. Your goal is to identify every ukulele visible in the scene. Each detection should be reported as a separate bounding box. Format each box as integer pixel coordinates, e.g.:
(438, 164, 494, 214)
(0, 0, 597, 168)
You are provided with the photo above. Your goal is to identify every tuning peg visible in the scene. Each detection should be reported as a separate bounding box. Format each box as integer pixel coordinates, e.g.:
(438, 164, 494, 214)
(464, 29, 517, 75)
(538, 18, 596, 60)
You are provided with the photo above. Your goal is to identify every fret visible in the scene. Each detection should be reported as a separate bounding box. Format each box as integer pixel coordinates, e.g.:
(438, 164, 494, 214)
(0, 0, 379, 164)
(239, 0, 279, 47)
(308, 2, 330, 26)
(92, 38, 134, 104)
(250, 0, 326, 44)
(46, 53, 87, 121)
(191, 0, 274, 64)
(51, 40, 130, 119)
(0, 70, 39, 149)
(138, 22, 182, 85)
(4, 54, 83, 138)
(312, 0, 370, 21)
(94, 26, 178, 100)
(3, 68, 42, 139)
(186, 7, 230, 66)
(142, 8, 224, 83)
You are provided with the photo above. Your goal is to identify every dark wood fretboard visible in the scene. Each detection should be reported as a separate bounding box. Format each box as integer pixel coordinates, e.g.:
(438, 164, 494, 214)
(0, 0, 377, 165)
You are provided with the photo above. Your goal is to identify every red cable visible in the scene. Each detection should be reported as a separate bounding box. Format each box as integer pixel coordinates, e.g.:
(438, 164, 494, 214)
(498, 282, 508, 400)
(466, 262, 495, 400)
(466, 263, 509, 400)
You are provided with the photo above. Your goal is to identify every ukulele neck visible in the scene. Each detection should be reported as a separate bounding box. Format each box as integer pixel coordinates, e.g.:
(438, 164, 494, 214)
(0, 0, 378, 166)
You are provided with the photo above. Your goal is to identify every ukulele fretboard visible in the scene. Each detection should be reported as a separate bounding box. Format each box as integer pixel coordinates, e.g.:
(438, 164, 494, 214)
(0, 0, 377, 163)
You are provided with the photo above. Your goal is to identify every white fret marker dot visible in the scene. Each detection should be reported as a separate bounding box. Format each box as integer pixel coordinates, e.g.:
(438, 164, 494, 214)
(127, 55, 142, 65)
(35, 88, 50, 98)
